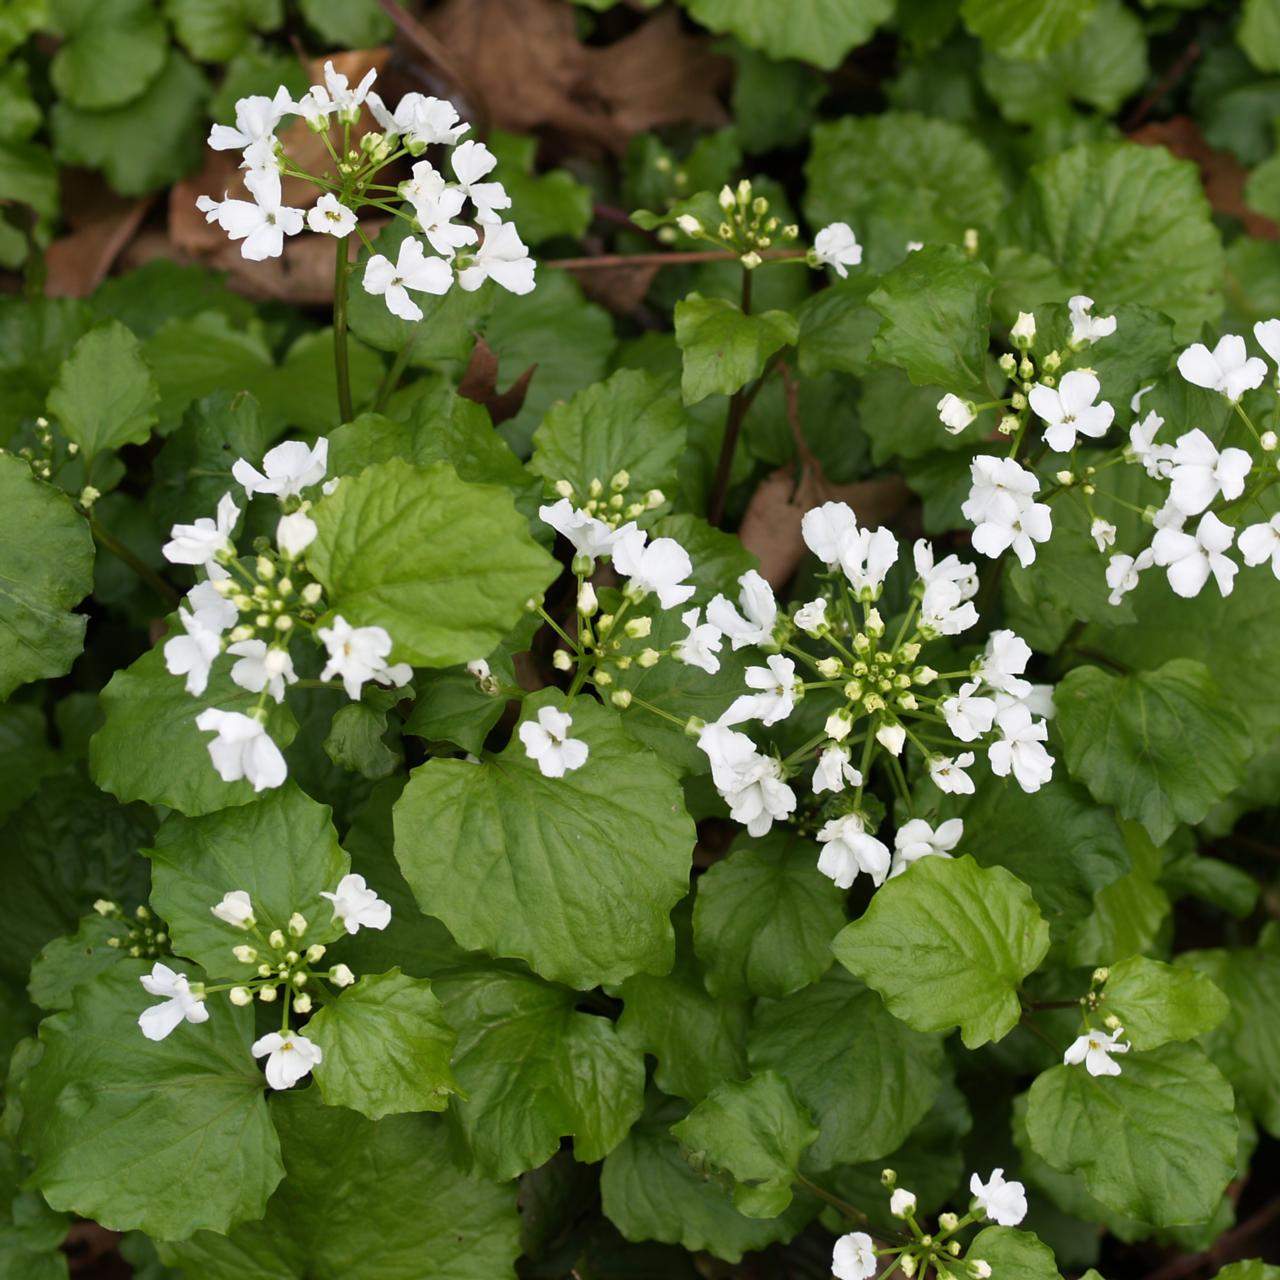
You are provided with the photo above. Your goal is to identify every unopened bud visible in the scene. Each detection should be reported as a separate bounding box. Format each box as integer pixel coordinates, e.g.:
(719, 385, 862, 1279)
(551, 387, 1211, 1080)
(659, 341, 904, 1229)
(292, 971, 308, 987)
(963, 228, 979, 254)
(644, 489, 665, 509)
(288, 912, 307, 938)
(610, 690, 633, 709)
(865, 608, 884, 637)
(998, 352, 1017, 375)
(972, 1263, 992, 1279)
(816, 657, 841, 679)
(740, 251, 762, 269)
(1042, 350, 1062, 372)
(268, 929, 286, 949)
(881, 1168, 897, 1187)
(256, 555, 275, 581)
(624, 616, 652, 639)
(1262, 430, 1278, 452)
(553, 648, 573, 672)
(1093, 966, 1110, 984)
(301, 582, 323, 605)
(331, 964, 355, 987)
(939, 1212, 959, 1231)
(593, 667, 613, 686)
(675, 214, 702, 237)
(93, 899, 117, 917)
(294, 992, 313, 1014)
(229, 986, 253, 1006)
(258, 985, 278, 1003)
(79, 485, 101, 509)
(997, 414, 1020, 436)
(232, 945, 257, 964)
(307, 944, 327, 963)
(825, 709, 853, 741)
(637, 648, 660, 668)
(257, 963, 273, 977)
(577, 583, 597, 616)
(1104, 1013, 1122, 1030)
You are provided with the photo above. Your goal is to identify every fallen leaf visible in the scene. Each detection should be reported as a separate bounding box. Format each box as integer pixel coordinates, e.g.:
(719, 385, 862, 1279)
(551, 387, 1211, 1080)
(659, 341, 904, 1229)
(559, 260, 658, 315)
(456, 334, 538, 425)
(45, 196, 152, 297)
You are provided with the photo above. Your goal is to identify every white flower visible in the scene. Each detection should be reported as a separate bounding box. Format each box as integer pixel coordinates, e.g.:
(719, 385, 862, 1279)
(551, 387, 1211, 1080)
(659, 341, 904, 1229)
(195, 709, 288, 791)
(813, 222, 862, 277)
(1166, 428, 1252, 516)
(941, 682, 996, 743)
(137, 963, 209, 1041)
(252, 1031, 323, 1090)
(813, 744, 862, 794)
(891, 817, 962, 879)
(800, 501, 858, 568)
(1063, 1026, 1130, 1077)
(163, 492, 239, 567)
(722, 655, 797, 727)
(920, 577, 978, 636)
(276, 511, 317, 558)
(937, 393, 975, 434)
(696, 722, 759, 791)
(970, 1168, 1028, 1226)
(196, 168, 303, 261)
(672, 608, 723, 674)
(1128, 411, 1173, 479)
(961, 455, 1041, 527)
(965, 472, 1051, 566)
(318, 615, 412, 699)
(208, 86, 293, 152)
(233, 438, 328, 500)
(1131, 383, 1154, 413)
(188, 568, 237, 628)
(988, 703, 1053, 792)
(817, 814, 890, 889)
(538, 499, 620, 559)
(1068, 295, 1116, 346)
(456, 221, 536, 296)
(838, 525, 900, 598)
(306, 192, 357, 238)
(1028, 370, 1115, 453)
(363, 236, 452, 322)
(1253, 317, 1280, 368)
(1105, 549, 1152, 606)
(875, 722, 906, 756)
(889, 1187, 918, 1218)
(794, 597, 827, 635)
(977, 630, 1033, 698)
(1152, 510, 1238, 598)
(467, 658, 491, 681)
(227, 640, 297, 703)
(518, 705, 589, 778)
(401, 161, 477, 258)
(832, 1231, 877, 1280)
(1239, 514, 1280, 578)
(612, 527, 695, 609)
(318, 60, 377, 121)
(163, 607, 223, 696)
(370, 91, 468, 147)
(451, 140, 511, 224)
(320, 873, 392, 934)
(211, 890, 255, 928)
(722, 755, 796, 837)
(707, 570, 777, 649)
(1090, 518, 1116, 552)
(1177, 334, 1267, 400)
(929, 751, 975, 794)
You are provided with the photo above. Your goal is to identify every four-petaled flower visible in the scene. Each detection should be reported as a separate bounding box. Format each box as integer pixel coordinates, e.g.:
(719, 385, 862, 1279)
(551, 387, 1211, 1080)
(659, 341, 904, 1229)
(320, 873, 392, 934)
(817, 813, 890, 889)
(814, 222, 862, 278)
(970, 1167, 1028, 1226)
(138, 963, 209, 1041)
(363, 236, 453, 322)
(1152, 511, 1238, 599)
(890, 817, 963, 879)
(612, 527, 695, 609)
(519, 705, 589, 778)
(252, 1031, 324, 1090)
(195, 709, 288, 792)
(1029, 370, 1115, 453)
(317, 616, 413, 700)
(1064, 1026, 1131, 1077)
(707, 570, 777, 649)
(831, 1231, 877, 1280)
(671, 607, 723, 674)
(1177, 334, 1267, 401)
(232, 438, 328, 499)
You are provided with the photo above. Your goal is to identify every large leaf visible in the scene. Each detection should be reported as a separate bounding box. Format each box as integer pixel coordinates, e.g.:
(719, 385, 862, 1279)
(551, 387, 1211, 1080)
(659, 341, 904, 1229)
(671, 1071, 818, 1218)
(692, 832, 846, 999)
(308, 458, 557, 669)
(832, 856, 1050, 1048)
(679, 0, 893, 69)
(46, 321, 159, 462)
(49, 0, 167, 109)
(159, 1089, 519, 1279)
(961, 0, 1099, 57)
(869, 244, 993, 400)
(1240, 0, 1280, 73)
(1055, 659, 1251, 843)
(307, 969, 460, 1120)
(394, 691, 694, 989)
(432, 966, 645, 1181)
(20, 962, 282, 1239)
(674, 294, 798, 406)
(1004, 141, 1223, 340)
(165, 0, 283, 61)
(0, 455, 94, 698)
(1100, 955, 1229, 1051)
(967, 1227, 1062, 1280)
(144, 784, 349, 980)
(90, 644, 298, 817)
(748, 969, 946, 1172)
(1025, 1043, 1237, 1226)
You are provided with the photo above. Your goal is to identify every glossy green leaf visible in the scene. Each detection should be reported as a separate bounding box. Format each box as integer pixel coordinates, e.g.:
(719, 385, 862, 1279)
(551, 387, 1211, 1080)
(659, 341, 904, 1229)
(674, 293, 798, 405)
(1101, 955, 1229, 1051)
(967, 1226, 1062, 1280)
(27, 913, 126, 1012)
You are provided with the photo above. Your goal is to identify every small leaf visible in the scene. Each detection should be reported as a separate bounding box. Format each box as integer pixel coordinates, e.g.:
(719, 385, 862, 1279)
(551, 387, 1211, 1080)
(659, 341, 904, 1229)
(680, 0, 893, 70)
(674, 293, 798, 405)
(968, 1226, 1063, 1280)
(28, 913, 126, 1012)
(49, 0, 167, 110)
(1101, 955, 1229, 1051)
(961, 0, 1099, 58)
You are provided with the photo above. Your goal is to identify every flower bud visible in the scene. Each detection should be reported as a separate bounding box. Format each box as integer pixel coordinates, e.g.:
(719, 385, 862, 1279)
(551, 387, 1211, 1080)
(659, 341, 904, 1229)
(293, 971, 308, 987)
(79, 485, 101, 509)
(816, 657, 842, 679)
(740, 251, 762, 269)
(843, 679, 864, 700)
(865, 608, 884, 638)
(94, 899, 118, 917)
(258, 963, 273, 977)
(948, 1242, 961, 1257)
(890, 1188, 917, 1218)
(938, 1212, 959, 1232)
(268, 929, 286, 949)
(593, 667, 613, 686)
(737, 178, 752, 203)
(610, 690, 633, 709)
(645, 489, 665, 509)
(306, 944, 326, 964)
(274, 615, 293, 632)
(258, 985, 278, 1002)
(1042, 350, 1062, 372)
(825, 708, 853, 741)
(288, 912, 307, 938)
(255, 613, 271, 628)
(913, 666, 937, 685)
(229, 986, 253, 1006)
(901, 1256, 918, 1279)
(637, 648, 660, 668)
(998, 352, 1017, 375)
(331, 963, 355, 987)
(553, 648, 573, 672)
(624, 616, 652, 639)
(1104, 1013, 1122, 1030)
(232, 945, 257, 964)
(972, 1263, 992, 1279)
(286, 950, 300, 965)
(675, 214, 702, 237)
(1262, 430, 1278, 452)
(577, 583, 598, 616)
(301, 582, 323, 605)
(719, 184, 735, 211)
(964, 227, 979, 253)
(1093, 966, 1110, 984)
(997, 414, 1021, 436)
(256, 555, 275, 582)
(881, 1168, 897, 1187)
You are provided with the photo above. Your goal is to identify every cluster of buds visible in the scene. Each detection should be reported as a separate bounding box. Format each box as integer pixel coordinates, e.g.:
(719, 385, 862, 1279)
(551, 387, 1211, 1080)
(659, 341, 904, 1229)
(2, 415, 81, 490)
(96, 901, 170, 959)
(551, 472, 665, 533)
(676, 178, 799, 268)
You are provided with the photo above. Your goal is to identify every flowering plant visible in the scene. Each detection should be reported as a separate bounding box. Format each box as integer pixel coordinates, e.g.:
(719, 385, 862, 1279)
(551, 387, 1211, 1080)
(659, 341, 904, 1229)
(1, 8, 1279, 1280)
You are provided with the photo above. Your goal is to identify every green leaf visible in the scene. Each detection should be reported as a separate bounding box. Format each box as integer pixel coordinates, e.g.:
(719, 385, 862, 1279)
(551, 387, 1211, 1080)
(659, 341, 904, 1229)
(674, 293, 798, 405)
(164, 0, 283, 61)
(488, 130, 592, 246)
(20, 962, 283, 1239)
(433, 965, 645, 1180)
(692, 832, 846, 999)
(308, 458, 557, 669)
(299, 0, 392, 46)
(1025, 1043, 1237, 1226)
(670, 1071, 818, 1218)
(1176, 947, 1280, 1136)
(530, 368, 688, 498)
(0, 705, 54, 825)
(1101, 955, 1229, 1052)
(680, 0, 893, 69)
(159, 1089, 519, 1279)
(28, 913, 126, 1012)
(795, 275, 881, 379)
(748, 969, 946, 1172)
(46, 321, 159, 461)
(144, 784, 349, 980)
(832, 855, 1050, 1048)
(90, 644, 298, 817)
(323, 702, 400, 780)
(1005, 141, 1224, 341)
(1055, 659, 1251, 844)
(869, 245, 993, 399)
(961, 0, 1099, 57)
(51, 51, 209, 198)
(307, 969, 459, 1120)
(1218, 1264, 1280, 1280)
(393, 691, 695, 989)
(724, 43, 826, 154)
(0, 455, 94, 699)
(1240, 0, 1280, 73)
(968, 1226, 1062, 1280)
(601, 1092, 813, 1263)
(49, 0, 167, 109)
(142, 311, 272, 424)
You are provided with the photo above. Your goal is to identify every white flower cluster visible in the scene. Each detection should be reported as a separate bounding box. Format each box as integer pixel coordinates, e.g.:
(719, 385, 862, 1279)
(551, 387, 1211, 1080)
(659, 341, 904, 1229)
(161, 441, 411, 790)
(198, 61, 534, 317)
(136, 875, 389, 1089)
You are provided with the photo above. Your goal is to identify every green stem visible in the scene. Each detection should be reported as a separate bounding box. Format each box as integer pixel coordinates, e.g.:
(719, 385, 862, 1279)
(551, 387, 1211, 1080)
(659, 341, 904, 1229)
(333, 237, 354, 423)
(372, 339, 415, 414)
(86, 513, 181, 605)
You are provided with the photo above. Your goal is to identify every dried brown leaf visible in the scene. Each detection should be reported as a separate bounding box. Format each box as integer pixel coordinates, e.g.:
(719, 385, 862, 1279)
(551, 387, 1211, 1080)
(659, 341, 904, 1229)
(457, 334, 537, 425)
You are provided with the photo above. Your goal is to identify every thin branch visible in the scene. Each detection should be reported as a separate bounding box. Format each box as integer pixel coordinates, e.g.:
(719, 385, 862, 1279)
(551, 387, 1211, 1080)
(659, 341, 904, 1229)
(543, 248, 807, 272)
(86, 514, 181, 606)
(1125, 40, 1201, 132)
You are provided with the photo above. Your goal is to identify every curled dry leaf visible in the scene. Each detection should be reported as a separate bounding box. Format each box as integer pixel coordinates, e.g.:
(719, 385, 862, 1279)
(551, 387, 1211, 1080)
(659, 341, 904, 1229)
(457, 335, 538, 426)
